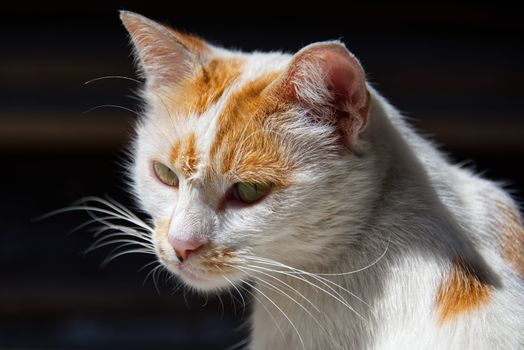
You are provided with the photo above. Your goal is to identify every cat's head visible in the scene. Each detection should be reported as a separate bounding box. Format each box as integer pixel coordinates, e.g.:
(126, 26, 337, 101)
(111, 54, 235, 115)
(121, 11, 373, 292)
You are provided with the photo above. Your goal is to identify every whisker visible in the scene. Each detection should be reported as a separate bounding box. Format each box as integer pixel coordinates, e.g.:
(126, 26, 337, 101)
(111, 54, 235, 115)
(243, 260, 368, 323)
(88, 225, 152, 243)
(236, 281, 285, 340)
(82, 104, 139, 116)
(86, 237, 154, 254)
(315, 236, 390, 276)
(242, 279, 305, 350)
(245, 256, 373, 309)
(39, 205, 153, 233)
(138, 259, 159, 273)
(101, 248, 156, 267)
(83, 75, 142, 85)
(236, 266, 331, 339)
(223, 275, 248, 317)
(232, 264, 321, 314)
(224, 335, 250, 350)
(65, 215, 135, 236)
(77, 196, 146, 225)
(145, 264, 164, 294)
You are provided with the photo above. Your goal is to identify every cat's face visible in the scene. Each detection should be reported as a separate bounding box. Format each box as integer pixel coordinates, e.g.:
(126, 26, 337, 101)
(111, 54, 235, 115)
(121, 12, 371, 291)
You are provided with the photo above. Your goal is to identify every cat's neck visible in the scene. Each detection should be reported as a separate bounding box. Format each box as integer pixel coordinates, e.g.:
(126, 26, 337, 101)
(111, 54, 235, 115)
(251, 89, 496, 349)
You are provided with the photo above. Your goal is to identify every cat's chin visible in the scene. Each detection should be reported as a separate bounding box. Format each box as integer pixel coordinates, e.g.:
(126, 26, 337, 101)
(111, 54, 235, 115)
(164, 262, 239, 292)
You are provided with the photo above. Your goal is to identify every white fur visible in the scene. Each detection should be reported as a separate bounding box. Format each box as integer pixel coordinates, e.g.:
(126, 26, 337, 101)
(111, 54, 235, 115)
(123, 13, 524, 349)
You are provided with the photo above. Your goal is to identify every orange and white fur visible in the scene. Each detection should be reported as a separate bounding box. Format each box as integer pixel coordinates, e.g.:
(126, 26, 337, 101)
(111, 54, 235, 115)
(118, 11, 524, 349)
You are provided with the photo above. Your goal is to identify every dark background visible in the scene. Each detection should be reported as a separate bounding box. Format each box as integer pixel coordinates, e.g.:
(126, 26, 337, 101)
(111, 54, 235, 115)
(1, 2, 523, 349)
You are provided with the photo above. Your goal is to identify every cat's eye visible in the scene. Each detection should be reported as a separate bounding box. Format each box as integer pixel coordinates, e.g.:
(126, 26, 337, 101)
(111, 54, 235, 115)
(152, 161, 179, 187)
(234, 182, 272, 204)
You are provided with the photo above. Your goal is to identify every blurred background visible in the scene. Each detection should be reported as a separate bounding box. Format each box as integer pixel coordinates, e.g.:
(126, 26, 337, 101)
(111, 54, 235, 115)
(1, 2, 523, 349)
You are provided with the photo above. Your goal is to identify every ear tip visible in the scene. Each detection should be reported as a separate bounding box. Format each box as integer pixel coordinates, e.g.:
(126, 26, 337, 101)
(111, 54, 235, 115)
(119, 10, 134, 20)
(300, 40, 350, 56)
(119, 10, 148, 26)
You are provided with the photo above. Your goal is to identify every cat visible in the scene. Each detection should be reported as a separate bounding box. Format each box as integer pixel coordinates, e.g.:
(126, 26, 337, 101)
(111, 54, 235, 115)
(112, 11, 524, 349)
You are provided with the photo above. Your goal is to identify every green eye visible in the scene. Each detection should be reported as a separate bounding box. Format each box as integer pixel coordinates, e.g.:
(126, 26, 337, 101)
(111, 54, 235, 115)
(235, 182, 272, 204)
(152, 161, 179, 187)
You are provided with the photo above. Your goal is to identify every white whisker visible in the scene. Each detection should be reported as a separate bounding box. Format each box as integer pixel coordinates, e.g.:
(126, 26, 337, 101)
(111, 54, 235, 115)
(235, 266, 332, 340)
(83, 75, 142, 85)
(243, 259, 369, 323)
(223, 275, 248, 316)
(245, 256, 373, 311)
(82, 104, 139, 116)
(232, 264, 321, 314)
(102, 248, 156, 267)
(242, 279, 305, 350)
(86, 237, 154, 254)
(224, 335, 250, 350)
(236, 280, 285, 340)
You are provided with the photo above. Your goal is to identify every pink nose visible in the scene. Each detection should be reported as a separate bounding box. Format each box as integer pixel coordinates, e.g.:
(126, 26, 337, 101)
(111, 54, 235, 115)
(169, 239, 206, 262)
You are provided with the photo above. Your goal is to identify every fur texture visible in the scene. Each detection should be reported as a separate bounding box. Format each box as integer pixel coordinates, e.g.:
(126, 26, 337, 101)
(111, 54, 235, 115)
(119, 11, 524, 349)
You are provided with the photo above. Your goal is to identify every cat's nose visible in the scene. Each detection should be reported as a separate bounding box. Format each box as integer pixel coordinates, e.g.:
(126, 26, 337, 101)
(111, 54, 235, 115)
(169, 238, 206, 262)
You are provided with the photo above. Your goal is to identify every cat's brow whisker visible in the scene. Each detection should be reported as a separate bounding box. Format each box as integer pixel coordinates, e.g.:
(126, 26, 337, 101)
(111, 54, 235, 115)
(82, 104, 140, 116)
(242, 279, 306, 350)
(83, 75, 142, 85)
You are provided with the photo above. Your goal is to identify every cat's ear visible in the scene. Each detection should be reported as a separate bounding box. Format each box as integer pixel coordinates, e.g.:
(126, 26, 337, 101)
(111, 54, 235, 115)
(277, 41, 370, 148)
(119, 11, 210, 89)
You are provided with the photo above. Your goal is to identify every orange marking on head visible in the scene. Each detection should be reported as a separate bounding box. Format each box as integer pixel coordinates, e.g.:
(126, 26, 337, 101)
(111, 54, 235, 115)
(208, 71, 294, 187)
(170, 133, 199, 178)
(496, 200, 524, 279)
(181, 132, 198, 177)
(436, 257, 492, 323)
(169, 140, 181, 165)
(162, 57, 244, 116)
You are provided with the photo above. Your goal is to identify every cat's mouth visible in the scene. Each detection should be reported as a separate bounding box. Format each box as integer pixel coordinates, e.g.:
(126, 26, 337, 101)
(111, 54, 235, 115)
(156, 243, 245, 290)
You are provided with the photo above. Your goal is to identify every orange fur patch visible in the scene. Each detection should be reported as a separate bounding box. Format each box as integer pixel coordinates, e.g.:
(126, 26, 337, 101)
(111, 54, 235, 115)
(169, 140, 181, 165)
(496, 200, 524, 279)
(163, 57, 244, 116)
(200, 247, 238, 274)
(170, 133, 199, 178)
(181, 132, 198, 177)
(153, 219, 170, 259)
(436, 258, 492, 323)
(208, 71, 294, 187)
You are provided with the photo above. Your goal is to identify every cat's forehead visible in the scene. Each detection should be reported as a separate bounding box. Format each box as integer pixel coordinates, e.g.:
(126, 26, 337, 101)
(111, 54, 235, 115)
(144, 52, 294, 185)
